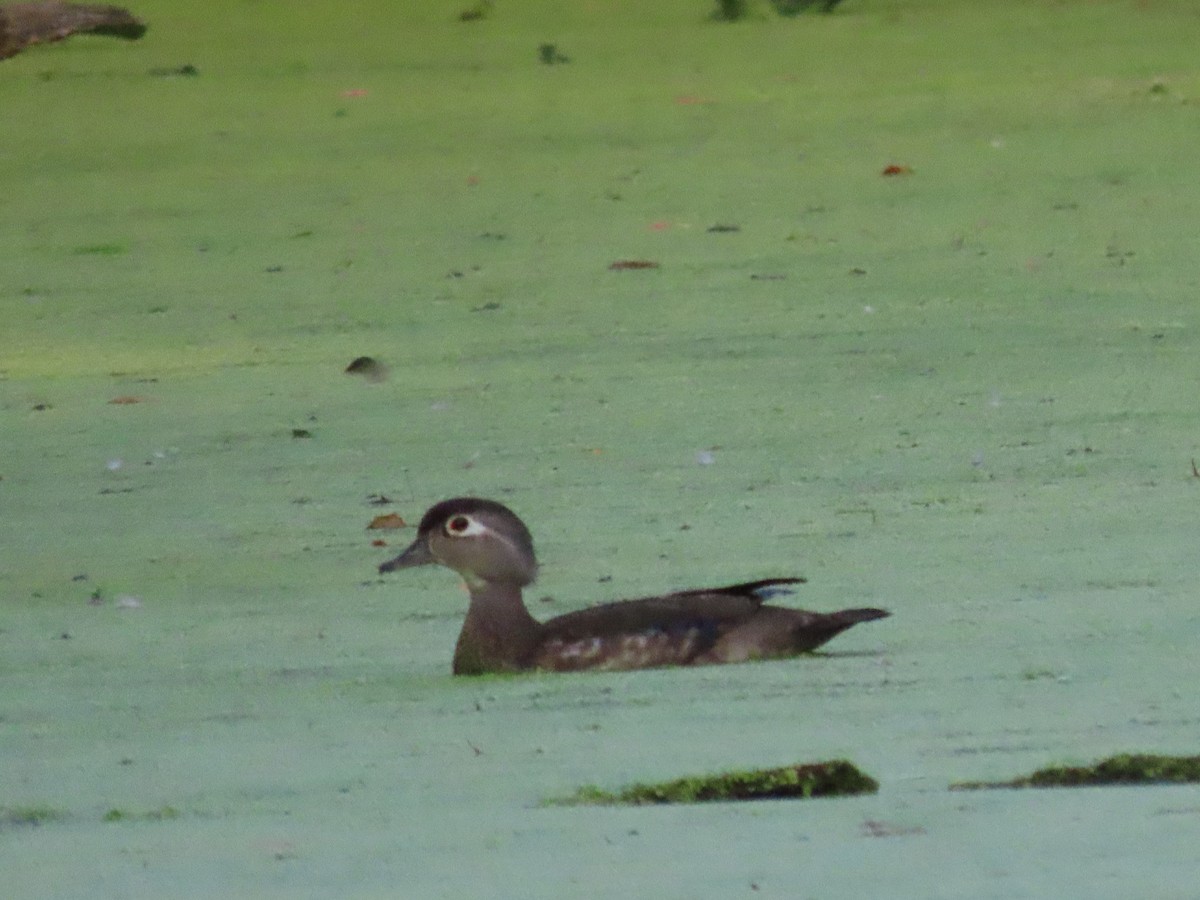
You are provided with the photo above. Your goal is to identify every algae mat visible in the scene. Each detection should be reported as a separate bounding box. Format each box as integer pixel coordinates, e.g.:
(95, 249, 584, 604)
(3, 0, 1200, 896)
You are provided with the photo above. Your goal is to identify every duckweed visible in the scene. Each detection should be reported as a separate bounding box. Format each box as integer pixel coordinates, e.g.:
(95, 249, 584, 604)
(103, 805, 182, 822)
(952, 753, 1200, 790)
(0, 805, 68, 828)
(562, 759, 877, 805)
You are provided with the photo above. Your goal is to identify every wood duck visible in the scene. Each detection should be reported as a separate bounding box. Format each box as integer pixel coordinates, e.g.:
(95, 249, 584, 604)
(378, 497, 890, 675)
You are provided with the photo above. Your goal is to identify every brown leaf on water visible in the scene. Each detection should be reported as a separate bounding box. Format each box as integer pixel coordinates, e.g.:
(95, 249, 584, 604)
(108, 396, 144, 405)
(367, 513, 407, 530)
(881, 164, 913, 176)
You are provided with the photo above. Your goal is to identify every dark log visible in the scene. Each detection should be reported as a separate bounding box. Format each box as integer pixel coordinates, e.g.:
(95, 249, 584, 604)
(0, 2, 145, 60)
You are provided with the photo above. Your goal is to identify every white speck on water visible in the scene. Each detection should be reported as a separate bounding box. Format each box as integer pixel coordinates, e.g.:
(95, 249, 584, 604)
(115, 595, 142, 609)
(988, 391, 1003, 408)
(971, 451, 985, 468)
(429, 401, 450, 411)
(695, 450, 716, 466)
(106, 458, 124, 471)
(863, 305, 875, 314)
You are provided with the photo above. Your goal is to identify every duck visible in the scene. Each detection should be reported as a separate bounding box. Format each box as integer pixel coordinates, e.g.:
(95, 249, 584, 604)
(378, 497, 890, 675)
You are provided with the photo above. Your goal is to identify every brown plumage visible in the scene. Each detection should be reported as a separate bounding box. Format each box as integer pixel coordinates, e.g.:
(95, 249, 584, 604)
(378, 497, 890, 676)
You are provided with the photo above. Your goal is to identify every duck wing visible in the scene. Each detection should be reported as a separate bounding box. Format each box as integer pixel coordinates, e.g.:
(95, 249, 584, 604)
(532, 578, 805, 671)
(541, 578, 804, 640)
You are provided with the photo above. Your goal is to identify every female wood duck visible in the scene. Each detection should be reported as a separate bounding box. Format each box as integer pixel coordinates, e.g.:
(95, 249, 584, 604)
(378, 497, 890, 675)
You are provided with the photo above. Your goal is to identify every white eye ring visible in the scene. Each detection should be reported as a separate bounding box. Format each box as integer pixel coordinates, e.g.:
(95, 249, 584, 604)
(444, 514, 488, 538)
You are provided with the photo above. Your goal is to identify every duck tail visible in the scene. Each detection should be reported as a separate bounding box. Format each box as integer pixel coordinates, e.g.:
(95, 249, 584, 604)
(830, 607, 890, 625)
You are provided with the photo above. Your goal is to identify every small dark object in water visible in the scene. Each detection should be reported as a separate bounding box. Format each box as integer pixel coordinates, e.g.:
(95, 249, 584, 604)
(148, 63, 197, 77)
(291, 428, 312, 439)
(345, 356, 389, 382)
(563, 759, 878, 805)
(0, 2, 146, 60)
(345, 356, 378, 374)
(711, 0, 747, 21)
(707, 223, 741, 233)
(537, 43, 569, 65)
(609, 259, 660, 271)
(458, 0, 491, 22)
(771, 0, 844, 15)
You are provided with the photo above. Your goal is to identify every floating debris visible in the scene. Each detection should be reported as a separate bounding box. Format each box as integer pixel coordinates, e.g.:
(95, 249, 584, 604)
(559, 760, 877, 805)
(538, 43, 569, 65)
(102, 805, 180, 823)
(458, 0, 491, 22)
(0, 805, 67, 828)
(148, 63, 198, 77)
(0, 1, 146, 60)
(344, 356, 389, 382)
(861, 819, 926, 838)
(951, 753, 1200, 791)
(367, 513, 407, 530)
(771, 0, 845, 15)
(711, 0, 748, 21)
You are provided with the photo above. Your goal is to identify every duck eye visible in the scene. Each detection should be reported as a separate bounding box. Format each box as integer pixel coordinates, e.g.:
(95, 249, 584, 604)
(446, 515, 472, 536)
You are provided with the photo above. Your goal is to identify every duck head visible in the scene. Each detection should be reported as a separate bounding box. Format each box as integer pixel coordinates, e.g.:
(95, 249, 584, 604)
(379, 497, 538, 588)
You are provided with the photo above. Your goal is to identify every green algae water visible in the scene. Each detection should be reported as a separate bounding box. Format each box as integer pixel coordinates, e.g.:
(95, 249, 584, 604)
(4, 1, 1200, 896)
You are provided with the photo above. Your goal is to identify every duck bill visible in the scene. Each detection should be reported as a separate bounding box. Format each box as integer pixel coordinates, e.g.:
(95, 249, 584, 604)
(378, 538, 434, 573)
